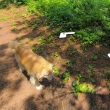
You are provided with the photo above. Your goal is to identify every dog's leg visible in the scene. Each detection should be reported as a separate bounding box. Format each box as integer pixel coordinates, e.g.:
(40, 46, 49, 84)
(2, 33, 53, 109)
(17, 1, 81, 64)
(15, 54, 25, 72)
(30, 75, 43, 90)
(18, 63, 25, 72)
(30, 75, 36, 85)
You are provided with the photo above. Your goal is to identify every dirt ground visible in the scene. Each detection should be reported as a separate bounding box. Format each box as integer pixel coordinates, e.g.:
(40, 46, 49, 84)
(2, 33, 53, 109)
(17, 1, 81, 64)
(0, 6, 110, 110)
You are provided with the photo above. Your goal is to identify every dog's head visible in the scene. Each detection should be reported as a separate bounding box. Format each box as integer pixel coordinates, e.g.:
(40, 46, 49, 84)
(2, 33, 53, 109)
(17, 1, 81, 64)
(39, 64, 54, 81)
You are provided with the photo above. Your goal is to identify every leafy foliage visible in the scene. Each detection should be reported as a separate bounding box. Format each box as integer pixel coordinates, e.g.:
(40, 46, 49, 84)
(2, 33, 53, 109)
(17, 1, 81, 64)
(72, 81, 95, 94)
(1, 0, 110, 45)
(53, 67, 70, 82)
(0, 0, 27, 8)
(27, 0, 110, 46)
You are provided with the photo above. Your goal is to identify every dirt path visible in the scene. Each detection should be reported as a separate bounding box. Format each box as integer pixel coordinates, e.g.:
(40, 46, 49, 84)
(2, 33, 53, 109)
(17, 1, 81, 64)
(0, 6, 110, 110)
(0, 6, 42, 110)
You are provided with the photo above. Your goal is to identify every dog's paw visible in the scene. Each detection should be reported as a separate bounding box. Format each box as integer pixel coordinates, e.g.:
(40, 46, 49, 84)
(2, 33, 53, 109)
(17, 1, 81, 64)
(36, 85, 43, 90)
(30, 77, 36, 85)
(19, 68, 22, 72)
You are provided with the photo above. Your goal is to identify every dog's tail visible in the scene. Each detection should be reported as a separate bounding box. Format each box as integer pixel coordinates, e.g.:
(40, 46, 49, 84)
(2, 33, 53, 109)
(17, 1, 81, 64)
(9, 41, 20, 49)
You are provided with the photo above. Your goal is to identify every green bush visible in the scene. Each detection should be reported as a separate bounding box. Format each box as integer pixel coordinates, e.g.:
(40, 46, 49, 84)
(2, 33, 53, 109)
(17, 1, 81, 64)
(27, 0, 110, 45)
(0, 0, 27, 8)
(72, 82, 95, 94)
(10, 0, 27, 4)
(1, 0, 109, 45)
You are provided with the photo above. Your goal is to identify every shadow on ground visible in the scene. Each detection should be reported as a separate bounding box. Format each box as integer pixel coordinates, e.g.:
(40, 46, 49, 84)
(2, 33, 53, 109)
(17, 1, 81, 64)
(13, 21, 110, 109)
(0, 8, 110, 109)
(10, 15, 110, 109)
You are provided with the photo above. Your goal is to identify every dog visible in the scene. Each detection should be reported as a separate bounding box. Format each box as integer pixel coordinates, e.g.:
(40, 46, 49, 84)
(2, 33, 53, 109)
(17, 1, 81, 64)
(9, 41, 54, 90)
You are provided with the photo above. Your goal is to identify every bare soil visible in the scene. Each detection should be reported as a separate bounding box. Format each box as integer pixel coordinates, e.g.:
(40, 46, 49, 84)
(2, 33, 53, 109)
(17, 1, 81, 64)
(0, 6, 110, 110)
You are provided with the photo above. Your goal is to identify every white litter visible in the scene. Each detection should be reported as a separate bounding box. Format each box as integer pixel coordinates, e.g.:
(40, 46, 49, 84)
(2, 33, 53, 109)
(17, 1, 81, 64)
(108, 53, 110, 58)
(59, 32, 75, 38)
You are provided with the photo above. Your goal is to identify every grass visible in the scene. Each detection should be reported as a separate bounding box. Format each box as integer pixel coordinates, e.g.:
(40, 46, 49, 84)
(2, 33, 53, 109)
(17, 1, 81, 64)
(91, 54, 98, 60)
(38, 35, 55, 46)
(87, 64, 95, 70)
(53, 67, 70, 82)
(0, 0, 27, 8)
(1, 0, 110, 46)
(72, 81, 95, 94)
(69, 50, 78, 56)
(0, 16, 9, 21)
(51, 52, 59, 58)
(9, 0, 110, 49)
(66, 60, 74, 67)
(75, 74, 86, 82)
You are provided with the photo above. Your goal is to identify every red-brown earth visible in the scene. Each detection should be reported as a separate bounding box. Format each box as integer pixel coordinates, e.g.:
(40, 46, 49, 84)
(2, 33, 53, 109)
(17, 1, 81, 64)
(0, 6, 110, 110)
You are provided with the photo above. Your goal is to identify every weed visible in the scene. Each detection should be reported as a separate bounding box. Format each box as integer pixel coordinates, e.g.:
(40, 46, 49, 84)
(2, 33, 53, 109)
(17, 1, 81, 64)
(36, 46, 44, 53)
(11, 26, 19, 33)
(51, 52, 58, 58)
(91, 78, 96, 83)
(88, 72, 93, 78)
(53, 67, 70, 82)
(47, 35, 55, 43)
(91, 54, 98, 60)
(98, 106, 101, 110)
(81, 45, 88, 51)
(69, 41, 74, 45)
(29, 21, 38, 29)
(87, 64, 95, 70)
(107, 71, 110, 75)
(0, 0, 27, 8)
(53, 67, 61, 76)
(26, 0, 110, 46)
(21, 13, 27, 18)
(69, 50, 78, 56)
(32, 47, 35, 51)
(38, 35, 55, 46)
(11, 20, 16, 26)
(59, 46, 62, 50)
(75, 74, 86, 82)
(11, 20, 20, 32)
(105, 71, 110, 83)
(66, 60, 74, 67)
(72, 82, 95, 94)
(76, 69, 80, 73)
(0, 16, 9, 21)
(1, 0, 110, 46)
(39, 37, 47, 45)
(62, 71, 70, 82)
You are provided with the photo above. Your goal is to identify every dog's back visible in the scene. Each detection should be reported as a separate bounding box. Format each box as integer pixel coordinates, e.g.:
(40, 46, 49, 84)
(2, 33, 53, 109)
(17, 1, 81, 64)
(9, 41, 20, 49)
(9, 41, 53, 78)
(9, 41, 54, 90)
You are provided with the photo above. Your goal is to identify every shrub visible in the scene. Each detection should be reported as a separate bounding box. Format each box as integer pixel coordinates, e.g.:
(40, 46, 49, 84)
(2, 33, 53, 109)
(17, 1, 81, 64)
(27, 0, 110, 45)
(2, 0, 109, 45)
(72, 82, 95, 94)
(0, 0, 27, 8)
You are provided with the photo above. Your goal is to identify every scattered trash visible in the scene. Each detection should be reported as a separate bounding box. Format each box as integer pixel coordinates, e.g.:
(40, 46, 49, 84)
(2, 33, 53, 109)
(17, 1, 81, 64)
(59, 32, 75, 38)
(108, 53, 110, 58)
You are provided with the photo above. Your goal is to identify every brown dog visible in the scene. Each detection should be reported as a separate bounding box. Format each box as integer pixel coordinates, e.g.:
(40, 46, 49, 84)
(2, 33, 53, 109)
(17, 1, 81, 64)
(9, 41, 54, 90)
